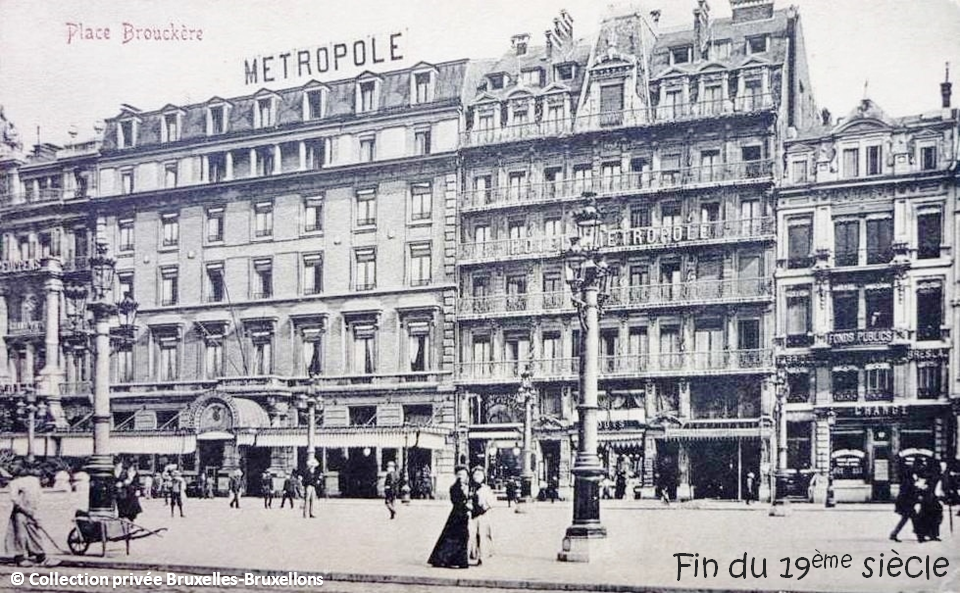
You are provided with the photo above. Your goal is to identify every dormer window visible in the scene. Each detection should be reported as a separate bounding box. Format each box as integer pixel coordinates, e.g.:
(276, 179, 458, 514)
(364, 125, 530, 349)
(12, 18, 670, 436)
(162, 112, 181, 143)
(709, 40, 732, 60)
(206, 104, 228, 135)
(413, 71, 434, 104)
(304, 89, 324, 120)
(488, 74, 505, 90)
(669, 46, 692, 65)
(118, 120, 137, 149)
(520, 69, 543, 87)
(358, 80, 378, 113)
(746, 35, 768, 55)
(555, 63, 576, 80)
(256, 97, 277, 128)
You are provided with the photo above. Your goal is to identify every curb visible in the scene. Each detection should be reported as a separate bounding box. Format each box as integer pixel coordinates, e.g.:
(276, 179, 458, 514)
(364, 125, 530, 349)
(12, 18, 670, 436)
(37, 557, 878, 593)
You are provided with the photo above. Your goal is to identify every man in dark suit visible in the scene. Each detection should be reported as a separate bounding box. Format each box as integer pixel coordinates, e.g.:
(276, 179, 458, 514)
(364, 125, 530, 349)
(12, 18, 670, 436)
(280, 472, 297, 509)
(384, 461, 400, 520)
(303, 459, 321, 518)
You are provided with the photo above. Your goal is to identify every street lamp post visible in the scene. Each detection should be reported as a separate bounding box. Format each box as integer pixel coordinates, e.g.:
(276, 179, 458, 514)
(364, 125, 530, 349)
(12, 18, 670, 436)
(769, 368, 790, 516)
(825, 410, 837, 508)
(298, 373, 322, 466)
(15, 388, 47, 464)
(63, 238, 138, 518)
(515, 366, 535, 512)
(558, 194, 608, 563)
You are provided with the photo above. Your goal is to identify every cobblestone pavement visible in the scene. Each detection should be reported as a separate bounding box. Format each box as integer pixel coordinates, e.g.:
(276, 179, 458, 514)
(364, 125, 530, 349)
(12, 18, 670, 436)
(0, 492, 957, 593)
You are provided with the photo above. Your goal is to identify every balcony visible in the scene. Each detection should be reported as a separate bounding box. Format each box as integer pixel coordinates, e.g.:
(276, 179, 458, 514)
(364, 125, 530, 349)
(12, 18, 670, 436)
(606, 277, 772, 310)
(785, 333, 814, 348)
(826, 327, 907, 347)
(457, 349, 773, 383)
(6, 320, 45, 337)
(308, 371, 452, 390)
(461, 94, 775, 146)
(833, 389, 859, 403)
(0, 188, 84, 210)
(833, 249, 895, 268)
(460, 160, 774, 212)
(59, 381, 92, 397)
(459, 217, 774, 265)
(459, 290, 569, 318)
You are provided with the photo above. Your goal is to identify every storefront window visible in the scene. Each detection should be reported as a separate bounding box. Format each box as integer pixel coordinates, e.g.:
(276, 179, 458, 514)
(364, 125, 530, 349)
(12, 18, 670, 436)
(831, 431, 866, 479)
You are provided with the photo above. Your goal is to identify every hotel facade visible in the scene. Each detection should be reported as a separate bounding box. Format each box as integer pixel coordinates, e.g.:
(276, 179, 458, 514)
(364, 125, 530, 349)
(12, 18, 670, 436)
(0, 0, 957, 501)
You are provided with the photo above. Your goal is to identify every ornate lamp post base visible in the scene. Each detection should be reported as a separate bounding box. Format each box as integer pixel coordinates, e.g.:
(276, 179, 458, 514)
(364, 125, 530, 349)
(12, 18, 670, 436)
(558, 460, 606, 562)
(86, 454, 116, 518)
(769, 470, 792, 517)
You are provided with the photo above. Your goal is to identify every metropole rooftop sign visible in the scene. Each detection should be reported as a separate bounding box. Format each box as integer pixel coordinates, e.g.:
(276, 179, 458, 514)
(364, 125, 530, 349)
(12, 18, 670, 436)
(242, 30, 409, 87)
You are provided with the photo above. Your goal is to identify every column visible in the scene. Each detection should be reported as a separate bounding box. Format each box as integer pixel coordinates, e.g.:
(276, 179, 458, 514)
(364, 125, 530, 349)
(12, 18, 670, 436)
(299, 141, 307, 171)
(38, 263, 66, 427)
(225, 151, 234, 181)
(249, 148, 258, 178)
(273, 144, 282, 175)
(23, 343, 34, 385)
(201, 155, 209, 183)
(0, 292, 9, 381)
(678, 380, 691, 419)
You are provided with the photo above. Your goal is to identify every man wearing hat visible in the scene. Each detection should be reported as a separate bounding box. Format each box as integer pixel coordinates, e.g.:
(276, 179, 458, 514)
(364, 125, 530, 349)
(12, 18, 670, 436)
(169, 470, 186, 518)
(384, 461, 400, 520)
(302, 458, 321, 518)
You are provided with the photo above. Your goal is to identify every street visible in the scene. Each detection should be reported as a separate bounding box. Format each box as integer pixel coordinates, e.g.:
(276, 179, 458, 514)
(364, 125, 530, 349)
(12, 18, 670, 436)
(0, 492, 957, 592)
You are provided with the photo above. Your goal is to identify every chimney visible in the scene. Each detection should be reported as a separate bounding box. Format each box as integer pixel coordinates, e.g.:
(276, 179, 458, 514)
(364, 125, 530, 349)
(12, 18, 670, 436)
(560, 9, 574, 39)
(693, 1, 710, 60)
(545, 30, 555, 59)
(729, 0, 774, 24)
(511, 33, 530, 56)
(941, 62, 952, 108)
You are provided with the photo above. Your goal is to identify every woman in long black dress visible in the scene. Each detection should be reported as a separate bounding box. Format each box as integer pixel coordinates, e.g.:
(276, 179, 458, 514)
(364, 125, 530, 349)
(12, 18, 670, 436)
(428, 466, 472, 569)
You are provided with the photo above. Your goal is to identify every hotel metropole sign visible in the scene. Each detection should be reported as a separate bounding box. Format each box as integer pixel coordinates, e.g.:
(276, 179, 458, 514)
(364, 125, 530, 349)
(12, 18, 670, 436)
(243, 31, 405, 86)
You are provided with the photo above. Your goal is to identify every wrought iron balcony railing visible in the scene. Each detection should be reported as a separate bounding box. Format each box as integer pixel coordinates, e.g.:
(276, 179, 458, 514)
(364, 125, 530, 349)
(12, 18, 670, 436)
(460, 160, 774, 211)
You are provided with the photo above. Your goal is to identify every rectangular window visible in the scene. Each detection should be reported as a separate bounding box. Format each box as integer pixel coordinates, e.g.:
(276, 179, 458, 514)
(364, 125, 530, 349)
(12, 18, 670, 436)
(865, 288, 893, 328)
(351, 324, 377, 374)
(209, 106, 225, 135)
(160, 267, 178, 306)
(304, 197, 323, 233)
(164, 113, 179, 142)
(473, 224, 490, 244)
(409, 243, 432, 287)
(253, 258, 273, 299)
(786, 288, 811, 338)
(508, 171, 527, 201)
(414, 72, 431, 104)
(917, 362, 942, 399)
(161, 213, 179, 248)
(349, 405, 377, 426)
(355, 248, 376, 291)
(842, 148, 859, 178)
(787, 217, 812, 269)
(206, 207, 224, 242)
(916, 282, 943, 340)
(414, 130, 431, 156)
(359, 137, 376, 162)
(711, 40, 731, 59)
(474, 175, 493, 203)
(833, 220, 859, 266)
(477, 112, 495, 131)
(746, 35, 768, 54)
(917, 209, 942, 259)
(115, 347, 134, 383)
(832, 368, 859, 402)
(120, 170, 134, 195)
(356, 190, 376, 227)
(156, 335, 179, 381)
(791, 160, 808, 183)
(406, 321, 430, 372)
(520, 69, 542, 86)
(303, 254, 323, 295)
(204, 340, 224, 379)
(306, 90, 323, 119)
(921, 145, 937, 170)
(301, 329, 323, 376)
(865, 217, 893, 264)
(409, 183, 432, 221)
(254, 202, 273, 237)
(118, 219, 134, 252)
(164, 162, 178, 188)
(865, 366, 892, 400)
(630, 206, 651, 228)
(251, 337, 273, 375)
(359, 81, 377, 112)
(117, 272, 134, 301)
(669, 46, 691, 64)
(832, 291, 858, 331)
(205, 263, 224, 303)
(787, 372, 811, 404)
(257, 98, 275, 127)
(119, 120, 135, 148)
(599, 83, 624, 114)
(866, 145, 883, 176)
(208, 153, 226, 182)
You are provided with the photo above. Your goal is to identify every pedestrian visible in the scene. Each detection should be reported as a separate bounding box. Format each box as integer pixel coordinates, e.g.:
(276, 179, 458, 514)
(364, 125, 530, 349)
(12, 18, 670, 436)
(169, 470, 186, 518)
(4, 468, 58, 567)
(427, 466, 472, 569)
(261, 471, 274, 509)
(421, 466, 434, 500)
(745, 472, 757, 505)
(280, 472, 297, 509)
(161, 469, 172, 504)
(469, 467, 494, 565)
(142, 474, 154, 500)
(934, 460, 957, 526)
(303, 459, 321, 519)
(615, 471, 627, 500)
(228, 469, 243, 509)
(911, 464, 943, 542)
(115, 463, 142, 522)
(505, 478, 517, 508)
(384, 461, 400, 520)
(890, 471, 917, 542)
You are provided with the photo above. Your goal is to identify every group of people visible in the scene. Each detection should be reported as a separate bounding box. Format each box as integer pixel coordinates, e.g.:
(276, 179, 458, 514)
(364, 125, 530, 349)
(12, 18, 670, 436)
(260, 460, 324, 518)
(891, 460, 957, 543)
(428, 466, 494, 569)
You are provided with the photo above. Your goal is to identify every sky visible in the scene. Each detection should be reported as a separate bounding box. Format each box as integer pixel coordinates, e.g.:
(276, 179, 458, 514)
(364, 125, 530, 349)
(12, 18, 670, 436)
(1, 0, 959, 146)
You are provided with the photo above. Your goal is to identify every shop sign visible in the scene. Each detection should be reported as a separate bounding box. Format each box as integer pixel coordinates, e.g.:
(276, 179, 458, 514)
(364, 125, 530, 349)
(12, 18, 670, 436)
(834, 404, 909, 418)
(598, 420, 643, 431)
(0, 259, 42, 274)
(828, 328, 901, 346)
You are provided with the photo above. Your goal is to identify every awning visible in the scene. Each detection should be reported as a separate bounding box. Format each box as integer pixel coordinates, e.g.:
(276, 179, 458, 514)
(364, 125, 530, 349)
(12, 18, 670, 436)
(197, 430, 234, 441)
(254, 432, 307, 447)
(660, 428, 769, 441)
(315, 428, 447, 450)
(599, 433, 645, 449)
(233, 398, 270, 428)
(468, 430, 522, 441)
(55, 433, 197, 456)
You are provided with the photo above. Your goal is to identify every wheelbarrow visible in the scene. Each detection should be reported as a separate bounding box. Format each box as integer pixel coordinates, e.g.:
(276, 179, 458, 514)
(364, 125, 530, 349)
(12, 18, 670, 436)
(66, 510, 168, 556)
